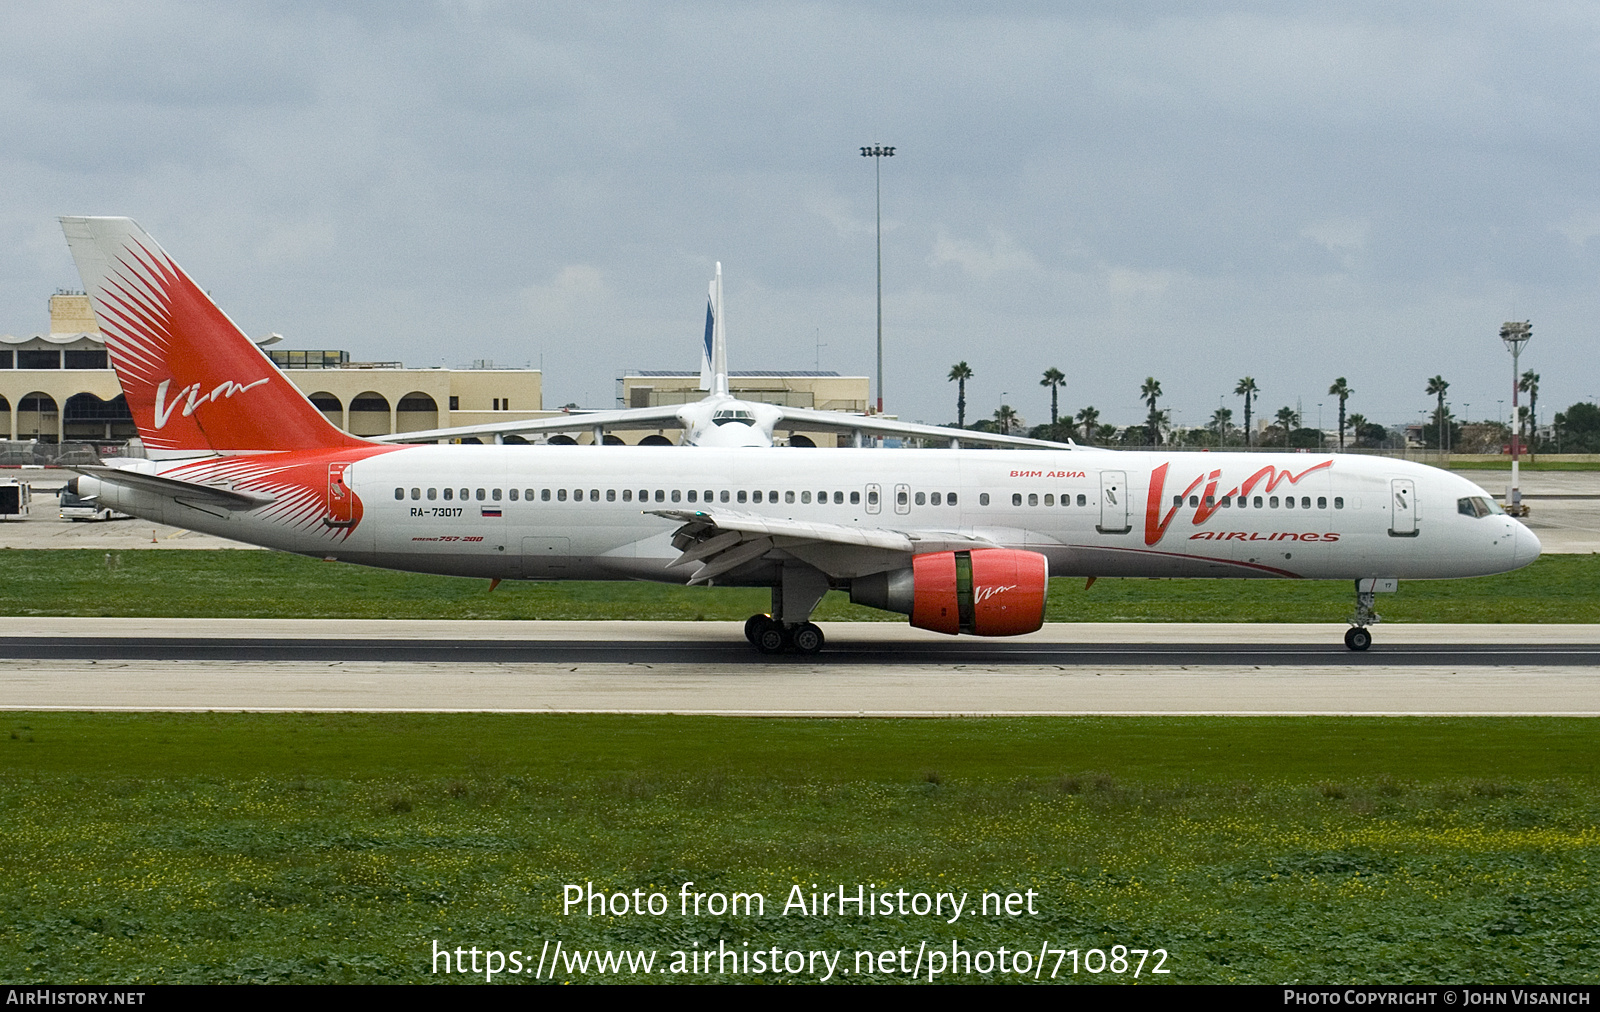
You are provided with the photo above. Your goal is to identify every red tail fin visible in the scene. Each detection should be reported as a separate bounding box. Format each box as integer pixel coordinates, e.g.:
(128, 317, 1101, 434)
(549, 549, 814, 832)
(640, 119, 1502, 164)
(60, 216, 369, 458)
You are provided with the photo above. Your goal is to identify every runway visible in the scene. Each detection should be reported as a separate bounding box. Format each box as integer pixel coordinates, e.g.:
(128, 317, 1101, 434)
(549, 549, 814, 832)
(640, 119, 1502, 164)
(3, 619, 1598, 716)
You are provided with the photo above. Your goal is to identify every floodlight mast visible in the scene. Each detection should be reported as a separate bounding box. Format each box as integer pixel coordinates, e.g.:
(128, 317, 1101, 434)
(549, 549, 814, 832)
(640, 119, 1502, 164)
(1500, 320, 1532, 514)
(860, 144, 895, 416)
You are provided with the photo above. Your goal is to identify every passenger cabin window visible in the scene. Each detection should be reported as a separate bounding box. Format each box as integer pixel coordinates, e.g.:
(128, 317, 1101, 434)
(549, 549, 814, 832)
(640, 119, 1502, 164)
(671, 490, 681, 502)
(1334, 497, 1344, 509)
(541, 489, 551, 501)
(785, 491, 795, 504)
(802, 491, 812, 504)
(932, 492, 943, 506)
(394, 488, 404, 500)
(623, 489, 632, 502)
(948, 493, 958, 506)
(428, 488, 437, 500)
(607, 489, 616, 502)
(1075, 494, 1085, 507)
(850, 491, 860, 505)
(980, 493, 990, 506)
(492, 488, 502, 501)
(1028, 493, 1038, 506)
(445, 488, 455, 501)
(738, 491, 748, 503)
(509, 489, 518, 501)
(558, 489, 567, 501)
(721, 490, 731, 503)
(687, 490, 697, 503)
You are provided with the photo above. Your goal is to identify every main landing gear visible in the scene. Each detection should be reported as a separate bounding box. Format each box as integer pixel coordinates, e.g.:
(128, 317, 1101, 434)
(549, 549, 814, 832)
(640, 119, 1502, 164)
(1345, 578, 1396, 651)
(745, 562, 831, 655)
(745, 614, 826, 655)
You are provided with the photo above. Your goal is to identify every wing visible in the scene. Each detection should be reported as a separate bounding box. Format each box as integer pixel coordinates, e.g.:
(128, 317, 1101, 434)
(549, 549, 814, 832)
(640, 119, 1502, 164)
(770, 405, 1075, 450)
(371, 404, 690, 444)
(648, 508, 998, 583)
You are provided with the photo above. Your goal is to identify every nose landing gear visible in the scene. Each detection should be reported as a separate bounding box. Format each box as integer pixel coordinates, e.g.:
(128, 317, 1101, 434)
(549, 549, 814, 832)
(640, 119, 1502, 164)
(1346, 578, 1396, 651)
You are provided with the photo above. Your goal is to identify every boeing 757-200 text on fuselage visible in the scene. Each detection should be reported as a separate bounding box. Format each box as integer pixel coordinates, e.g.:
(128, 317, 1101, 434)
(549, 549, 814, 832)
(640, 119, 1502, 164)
(59, 217, 1539, 654)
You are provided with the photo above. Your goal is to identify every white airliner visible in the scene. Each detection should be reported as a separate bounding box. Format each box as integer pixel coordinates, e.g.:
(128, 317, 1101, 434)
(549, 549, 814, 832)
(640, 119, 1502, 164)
(373, 262, 1068, 451)
(59, 217, 1540, 654)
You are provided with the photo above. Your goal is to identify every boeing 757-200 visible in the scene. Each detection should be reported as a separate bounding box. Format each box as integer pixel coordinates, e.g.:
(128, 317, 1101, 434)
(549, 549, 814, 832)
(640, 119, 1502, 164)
(59, 217, 1539, 654)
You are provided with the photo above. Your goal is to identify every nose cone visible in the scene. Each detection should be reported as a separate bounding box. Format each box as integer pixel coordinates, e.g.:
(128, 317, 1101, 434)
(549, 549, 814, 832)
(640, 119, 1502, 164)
(1513, 521, 1542, 568)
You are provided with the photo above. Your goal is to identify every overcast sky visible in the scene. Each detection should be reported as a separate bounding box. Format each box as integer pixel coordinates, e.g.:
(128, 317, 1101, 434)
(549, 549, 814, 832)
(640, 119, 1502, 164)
(3, 2, 1597, 431)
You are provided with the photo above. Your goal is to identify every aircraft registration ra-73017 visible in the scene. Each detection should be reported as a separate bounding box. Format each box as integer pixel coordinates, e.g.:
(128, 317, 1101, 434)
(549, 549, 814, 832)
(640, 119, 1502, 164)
(58, 216, 1539, 654)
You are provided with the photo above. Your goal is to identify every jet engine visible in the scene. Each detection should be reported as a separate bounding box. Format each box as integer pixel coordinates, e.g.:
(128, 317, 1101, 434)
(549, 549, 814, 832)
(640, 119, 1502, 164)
(849, 549, 1049, 636)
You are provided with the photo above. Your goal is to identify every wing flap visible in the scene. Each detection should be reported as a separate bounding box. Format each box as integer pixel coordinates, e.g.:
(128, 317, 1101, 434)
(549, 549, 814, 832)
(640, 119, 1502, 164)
(647, 508, 998, 582)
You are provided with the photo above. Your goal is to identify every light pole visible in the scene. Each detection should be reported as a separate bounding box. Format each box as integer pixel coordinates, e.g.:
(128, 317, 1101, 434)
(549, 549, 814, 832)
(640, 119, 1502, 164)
(860, 144, 894, 415)
(1500, 321, 1532, 513)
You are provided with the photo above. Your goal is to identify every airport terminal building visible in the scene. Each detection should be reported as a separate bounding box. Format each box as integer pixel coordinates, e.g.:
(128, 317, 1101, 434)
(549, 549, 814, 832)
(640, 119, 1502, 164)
(1, 293, 870, 449)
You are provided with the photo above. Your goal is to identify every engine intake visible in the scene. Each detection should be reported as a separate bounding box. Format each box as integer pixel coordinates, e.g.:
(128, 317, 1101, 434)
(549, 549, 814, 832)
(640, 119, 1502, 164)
(850, 549, 1049, 636)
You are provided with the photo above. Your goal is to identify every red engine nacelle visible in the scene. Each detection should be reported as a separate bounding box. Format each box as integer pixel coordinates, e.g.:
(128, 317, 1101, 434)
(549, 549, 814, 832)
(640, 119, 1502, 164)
(850, 549, 1049, 636)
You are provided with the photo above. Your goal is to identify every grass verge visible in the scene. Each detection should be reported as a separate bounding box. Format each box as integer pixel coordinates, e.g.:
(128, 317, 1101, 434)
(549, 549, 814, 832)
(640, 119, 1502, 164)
(0, 550, 1595, 622)
(2, 713, 1596, 984)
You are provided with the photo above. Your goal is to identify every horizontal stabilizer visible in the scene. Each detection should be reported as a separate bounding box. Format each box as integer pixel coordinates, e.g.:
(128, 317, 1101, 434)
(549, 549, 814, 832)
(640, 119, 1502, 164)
(67, 464, 275, 511)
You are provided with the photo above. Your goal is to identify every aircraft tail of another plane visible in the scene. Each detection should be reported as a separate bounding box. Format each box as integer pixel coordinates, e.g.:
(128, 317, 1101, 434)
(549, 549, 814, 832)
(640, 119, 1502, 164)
(59, 216, 369, 459)
(699, 261, 729, 397)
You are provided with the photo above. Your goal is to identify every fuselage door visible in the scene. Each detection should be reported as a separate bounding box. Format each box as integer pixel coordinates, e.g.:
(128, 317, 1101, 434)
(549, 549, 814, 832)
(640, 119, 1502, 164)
(1389, 478, 1418, 537)
(865, 483, 882, 515)
(325, 462, 357, 527)
(1097, 470, 1130, 534)
(893, 483, 911, 515)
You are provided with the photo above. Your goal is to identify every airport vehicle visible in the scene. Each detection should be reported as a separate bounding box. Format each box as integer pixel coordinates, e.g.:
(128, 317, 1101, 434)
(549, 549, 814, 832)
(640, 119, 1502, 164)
(0, 480, 30, 519)
(59, 217, 1539, 653)
(59, 488, 129, 521)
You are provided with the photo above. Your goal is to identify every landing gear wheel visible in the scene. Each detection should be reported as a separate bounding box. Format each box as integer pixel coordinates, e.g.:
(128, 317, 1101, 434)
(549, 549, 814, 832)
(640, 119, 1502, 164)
(1345, 627, 1372, 652)
(790, 622, 825, 655)
(744, 614, 771, 645)
(755, 622, 789, 655)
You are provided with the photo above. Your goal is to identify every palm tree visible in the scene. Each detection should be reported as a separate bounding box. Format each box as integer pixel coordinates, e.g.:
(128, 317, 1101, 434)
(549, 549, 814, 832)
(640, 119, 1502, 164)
(1520, 370, 1540, 451)
(1346, 412, 1369, 448)
(1210, 406, 1233, 441)
(1328, 377, 1353, 450)
(1075, 405, 1100, 445)
(1425, 375, 1449, 451)
(1275, 405, 1300, 446)
(993, 404, 1019, 435)
(1140, 377, 1163, 446)
(948, 362, 973, 427)
(1234, 377, 1259, 447)
(1040, 367, 1065, 426)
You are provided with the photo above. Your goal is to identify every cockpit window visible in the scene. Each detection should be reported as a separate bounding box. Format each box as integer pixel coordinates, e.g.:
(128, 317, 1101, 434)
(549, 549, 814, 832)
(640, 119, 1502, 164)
(1457, 496, 1501, 518)
(712, 409, 757, 426)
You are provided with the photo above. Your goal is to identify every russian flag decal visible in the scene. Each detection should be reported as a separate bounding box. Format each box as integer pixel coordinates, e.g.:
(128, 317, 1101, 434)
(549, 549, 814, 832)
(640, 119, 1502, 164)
(481, 507, 502, 518)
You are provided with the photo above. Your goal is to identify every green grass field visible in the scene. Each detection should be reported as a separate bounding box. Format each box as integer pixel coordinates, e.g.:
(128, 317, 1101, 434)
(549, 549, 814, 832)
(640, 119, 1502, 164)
(0, 549, 1594, 622)
(2, 713, 1596, 984)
